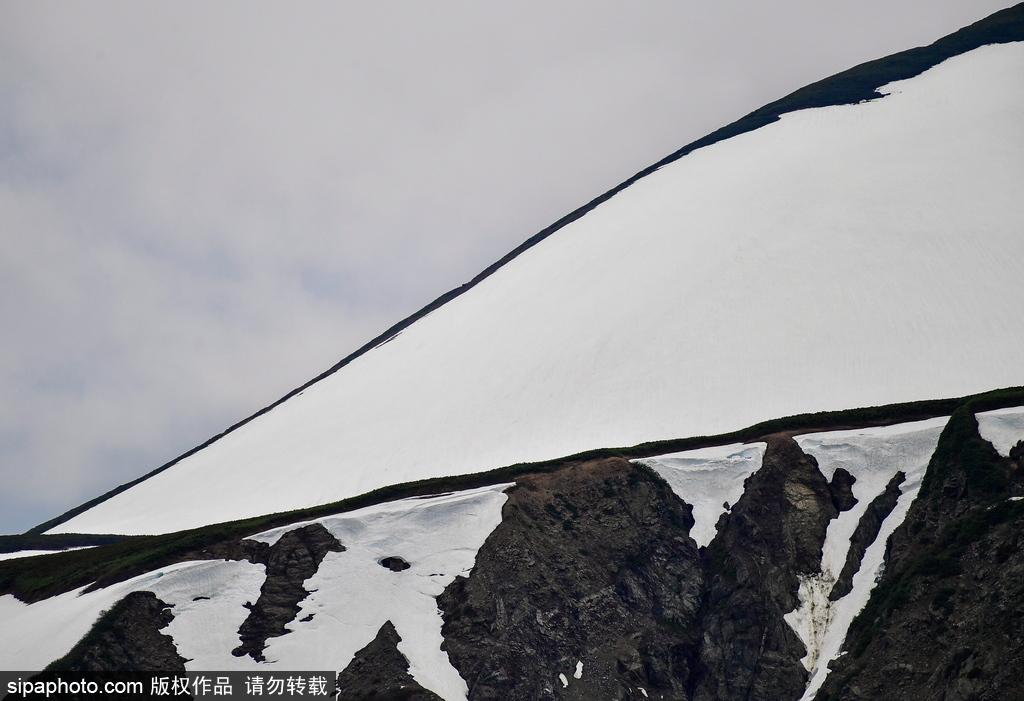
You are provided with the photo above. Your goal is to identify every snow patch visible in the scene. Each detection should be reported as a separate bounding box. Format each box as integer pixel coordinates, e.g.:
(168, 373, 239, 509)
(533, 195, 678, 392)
(976, 406, 1024, 457)
(255, 484, 511, 701)
(0, 546, 96, 561)
(636, 442, 766, 547)
(574, 660, 583, 679)
(788, 417, 947, 699)
(558, 673, 569, 688)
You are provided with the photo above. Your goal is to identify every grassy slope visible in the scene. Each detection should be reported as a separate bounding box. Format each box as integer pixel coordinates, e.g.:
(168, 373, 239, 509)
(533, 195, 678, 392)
(2, 386, 1022, 604)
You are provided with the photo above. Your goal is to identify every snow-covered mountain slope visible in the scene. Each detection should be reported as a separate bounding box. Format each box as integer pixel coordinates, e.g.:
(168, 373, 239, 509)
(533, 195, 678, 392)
(49, 35, 1024, 535)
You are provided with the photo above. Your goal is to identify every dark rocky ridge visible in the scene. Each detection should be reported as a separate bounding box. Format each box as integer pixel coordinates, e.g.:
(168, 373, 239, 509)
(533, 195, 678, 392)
(45, 591, 186, 672)
(829, 471, 905, 601)
(438, 458, 704, 700)
(816, 409, 1024, 701)
(692, 436, 853, 701)
(335, 621, 443, 701)
(233, 523, 345, 661)
(437, 441, 856, 701)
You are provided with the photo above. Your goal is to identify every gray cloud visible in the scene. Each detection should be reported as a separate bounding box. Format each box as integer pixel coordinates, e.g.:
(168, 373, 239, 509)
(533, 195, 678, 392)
(0, 0, 1009, 533)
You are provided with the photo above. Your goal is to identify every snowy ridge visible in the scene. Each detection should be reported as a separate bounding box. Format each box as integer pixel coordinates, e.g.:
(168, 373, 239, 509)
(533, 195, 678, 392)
(976, 405, 1024, 457)
(786, 417, 949, 700)
(636, 443, 766, 547)
(1, 484, 510, 700)
(49, 42, 1024, 536)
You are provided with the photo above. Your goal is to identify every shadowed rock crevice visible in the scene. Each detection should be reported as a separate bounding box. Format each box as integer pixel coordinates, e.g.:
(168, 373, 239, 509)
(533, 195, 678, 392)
(439, 458, 704, 700)
(829, 471, 905, 601)
(46, 591, 186, 672)
(232, 523, 345, 661)
(335, 621, 443, 701)
(693, 436, 839, 701)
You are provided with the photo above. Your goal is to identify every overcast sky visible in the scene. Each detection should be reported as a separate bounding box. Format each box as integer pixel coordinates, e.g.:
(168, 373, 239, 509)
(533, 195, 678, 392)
(0, 1, 1010, 534)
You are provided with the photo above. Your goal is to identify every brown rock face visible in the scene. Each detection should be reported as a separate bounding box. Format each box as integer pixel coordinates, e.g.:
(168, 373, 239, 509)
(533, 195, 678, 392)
(438, 458, 704, 700)
(692, 436, 840, 701)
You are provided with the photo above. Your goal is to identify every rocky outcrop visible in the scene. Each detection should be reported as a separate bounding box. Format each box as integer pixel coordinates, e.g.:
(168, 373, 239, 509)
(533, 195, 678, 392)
(829, 471, 905, 601)
(438, 458, 704, 700)
(828, 468, 858, 513)
(46, 591, 186, 672)
(335, 621, 443, 701)
(692, 436, 843, 701)
(232, 523, 345, 661)
(816, 409, 1024, 701)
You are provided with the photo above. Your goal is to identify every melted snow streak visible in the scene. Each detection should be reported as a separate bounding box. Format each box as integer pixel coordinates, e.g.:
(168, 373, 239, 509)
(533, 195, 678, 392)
(787, 417, 949, 700)
(1, 484, 510, 701)
(976, 406, 1024, 457)
(52, 43, 1024, 536)
(636, 443, 766, 547)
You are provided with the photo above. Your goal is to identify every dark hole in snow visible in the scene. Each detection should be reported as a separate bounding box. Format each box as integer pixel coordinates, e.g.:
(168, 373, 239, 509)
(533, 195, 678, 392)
(379, 556, 411, 572)
(299, 613, 315, 623)
(192, 596, 211, 601)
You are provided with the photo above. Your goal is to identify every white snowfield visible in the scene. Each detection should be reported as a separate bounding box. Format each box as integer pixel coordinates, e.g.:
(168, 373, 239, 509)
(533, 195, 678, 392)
(785, 417, 950, 700)
(52, 43, 1024, 536)
(0, 547, 96, 561)
(976, 405, 1024, 457)
(1, 484, 510, 701)
(636, 442, 767, 547)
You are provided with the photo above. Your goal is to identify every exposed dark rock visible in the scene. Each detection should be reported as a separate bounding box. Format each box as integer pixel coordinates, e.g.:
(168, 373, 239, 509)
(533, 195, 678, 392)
(829, 471, 905, 601)
(817, 408, 1024, 701)
(380, 556, 411, 572)
(438, 457, 703, 700)
(1010, 439, 1024, 462)
(335, 621, 443, 701)
(232, 523, 345, 661)
(693, 436, 838, 701)
(828, 468, 858, 513)
(46, 591, 186, 672)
